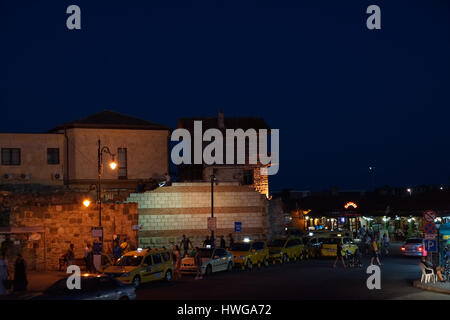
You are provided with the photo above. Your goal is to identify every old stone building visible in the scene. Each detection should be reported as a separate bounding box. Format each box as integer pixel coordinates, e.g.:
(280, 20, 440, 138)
(176, 111, 271, 198)
(0, 110, 171, 190)
(125, 182, 272, 248)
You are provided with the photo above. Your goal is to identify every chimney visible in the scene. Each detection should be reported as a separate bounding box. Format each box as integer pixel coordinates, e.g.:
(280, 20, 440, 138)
(218, 109, 225, 129)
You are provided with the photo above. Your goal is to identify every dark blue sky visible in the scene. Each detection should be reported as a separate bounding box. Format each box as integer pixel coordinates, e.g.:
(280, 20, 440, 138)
(1, 0, 450, 191)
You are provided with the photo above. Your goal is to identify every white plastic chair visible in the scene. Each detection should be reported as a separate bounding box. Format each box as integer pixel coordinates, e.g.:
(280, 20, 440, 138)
(419, 263, 436, 283)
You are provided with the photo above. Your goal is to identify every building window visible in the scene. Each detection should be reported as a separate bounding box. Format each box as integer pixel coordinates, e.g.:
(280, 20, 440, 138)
(118, 148, 127, 179)
(47, 148, 60, 165)
(1, 148, 21, 166)
(243, 170, 254, 185)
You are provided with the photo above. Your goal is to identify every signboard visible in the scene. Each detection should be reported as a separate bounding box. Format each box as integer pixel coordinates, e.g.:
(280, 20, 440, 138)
(234, 222, 242, 232)
(425, 233, 437, 240)
(424, 222, 437, 234)
(207, 217, 217, 231)
(132, 224, 143, 230)
(424, 239, 437, 252)
(423, 210, 436, 223)
(91, 227, 103, 238)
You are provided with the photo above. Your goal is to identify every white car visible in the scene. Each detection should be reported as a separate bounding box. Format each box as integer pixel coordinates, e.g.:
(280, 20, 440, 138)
(180, 247, 234, 276)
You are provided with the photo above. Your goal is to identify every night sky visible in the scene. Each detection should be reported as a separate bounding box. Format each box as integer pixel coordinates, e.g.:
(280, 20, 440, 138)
(1, 0, 450, 192)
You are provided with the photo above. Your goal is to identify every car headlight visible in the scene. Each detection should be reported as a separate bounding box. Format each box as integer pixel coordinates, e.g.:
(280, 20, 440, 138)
(120, 272, 131, 277)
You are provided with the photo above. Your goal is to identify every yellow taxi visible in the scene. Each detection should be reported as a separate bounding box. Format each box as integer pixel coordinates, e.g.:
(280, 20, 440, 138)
(229, 240, 269, 270)
(103, 248, 173, 287)
(268, 237, 307, 264)
(320, 235, 359, 257)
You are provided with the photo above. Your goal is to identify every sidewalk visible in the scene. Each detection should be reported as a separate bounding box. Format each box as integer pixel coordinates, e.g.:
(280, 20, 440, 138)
(413, 280, 450, 295)
(0, 271, 66, 300)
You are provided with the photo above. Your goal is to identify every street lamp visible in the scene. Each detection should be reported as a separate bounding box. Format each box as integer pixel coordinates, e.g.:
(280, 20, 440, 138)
(210, 174, 218, 247)
(83, 199, 91, 208)
(407, 188, 412, 196)
(97, 139, 117, 253)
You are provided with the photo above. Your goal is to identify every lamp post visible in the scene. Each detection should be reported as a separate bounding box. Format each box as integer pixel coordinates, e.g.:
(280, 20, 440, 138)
(97, 139, 117, 253)
(210, 174, 217, 247)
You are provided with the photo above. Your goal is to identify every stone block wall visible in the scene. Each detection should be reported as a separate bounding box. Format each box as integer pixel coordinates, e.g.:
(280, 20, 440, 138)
(126, 182, 269, 248)
(1, 192, 138, 271)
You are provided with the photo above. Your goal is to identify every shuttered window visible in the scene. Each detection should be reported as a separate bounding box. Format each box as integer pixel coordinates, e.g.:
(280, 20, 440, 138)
(118, 148, 127, 179)
(1, 148, 21, 165)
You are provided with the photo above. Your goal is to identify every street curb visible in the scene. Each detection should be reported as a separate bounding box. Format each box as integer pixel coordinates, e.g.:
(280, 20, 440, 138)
(413, 280, 450, 295)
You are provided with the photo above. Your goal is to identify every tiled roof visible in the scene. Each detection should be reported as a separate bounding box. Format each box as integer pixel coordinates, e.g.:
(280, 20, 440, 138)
(49, 110, 171, 131)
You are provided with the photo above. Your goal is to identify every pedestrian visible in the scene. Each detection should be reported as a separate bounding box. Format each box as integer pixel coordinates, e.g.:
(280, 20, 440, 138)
(113, 240, 123, 262)
(203, 236, 211, 248)
(13, 254, 27, 292)
(0, 253, 9, 295)
(364, 235, 371, 255)
(194, 247, 203, 280)
(228, 233, 234, 248)
(66, 244, 75, 266)
(382, 233, 390, 255)
(120, 238, 130, 254)
(220, 236, 226, 249)
(172, 245, 182, 280)
(370, 237, 382, 266)
(180, 235, 193, 257)
(333, 240, 346, 268)
(84, 243, 93, 272)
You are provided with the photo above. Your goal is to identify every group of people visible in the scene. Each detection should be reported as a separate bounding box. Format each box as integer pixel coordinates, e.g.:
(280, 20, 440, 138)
(171, 234, 235, 281)
(0, 252, 28, 295)
(334, 229, 388, 269)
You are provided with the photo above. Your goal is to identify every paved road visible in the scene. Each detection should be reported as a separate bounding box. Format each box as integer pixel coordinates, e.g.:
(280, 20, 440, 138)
(136, 243, 450, 300)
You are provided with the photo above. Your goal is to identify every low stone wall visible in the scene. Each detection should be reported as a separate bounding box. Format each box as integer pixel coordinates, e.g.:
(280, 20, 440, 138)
(2, 192, 138, 271)
(126, 182, 270, 248)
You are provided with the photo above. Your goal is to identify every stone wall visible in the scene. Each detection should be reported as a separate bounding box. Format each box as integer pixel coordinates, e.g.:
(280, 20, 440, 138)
(1, 192, 138, 271)
(126, 182, 269, 248)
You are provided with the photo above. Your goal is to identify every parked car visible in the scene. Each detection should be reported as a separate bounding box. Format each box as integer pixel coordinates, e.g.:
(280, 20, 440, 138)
(103, 248, 173, 287)
(320, 236, 359, 257)
(401, 238, 427, 257)
(268, 236, 307, 263)
(180, 247, 234, 275)
(33, 274, 136, 300)
(229, 241, 269, 269)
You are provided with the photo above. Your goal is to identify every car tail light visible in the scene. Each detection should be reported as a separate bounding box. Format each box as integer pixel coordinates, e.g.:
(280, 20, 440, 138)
(418, 246, 423, 252)
(401, 246, 405, 251)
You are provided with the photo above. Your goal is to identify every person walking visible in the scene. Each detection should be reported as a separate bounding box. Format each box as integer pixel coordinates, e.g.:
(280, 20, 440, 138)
(13, 254, 27, 293)
(194, 247, 203, 280)
(203, 236, 210, 248)
(0, 253, 9, 295)
(84, 243, 94, 273)
(364, 235, 371, 256)
(172, 245, 182, 280)
(66, 244, 75, 266)
(113, 240, 123, 263)
(333, 241, 346, 268)
(180, 235, 193, 257)
(370, 237, 382, 266)
(382, 233, 390, 255)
